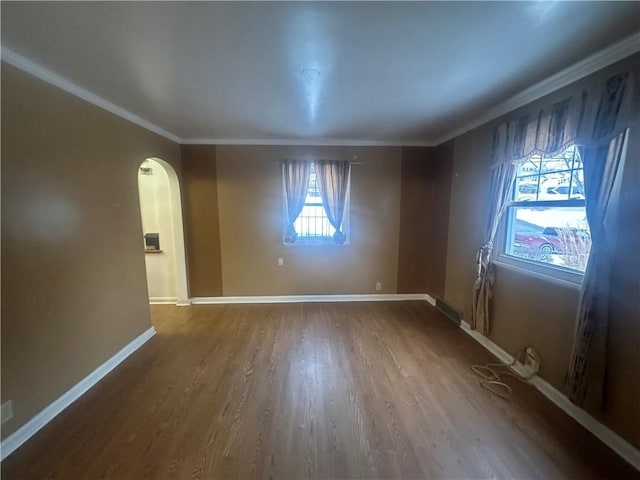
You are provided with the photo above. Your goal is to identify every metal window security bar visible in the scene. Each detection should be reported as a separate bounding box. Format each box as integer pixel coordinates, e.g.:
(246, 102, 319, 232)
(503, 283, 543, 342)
(282, 158, 359, 243)
(294, 162, 334, 238)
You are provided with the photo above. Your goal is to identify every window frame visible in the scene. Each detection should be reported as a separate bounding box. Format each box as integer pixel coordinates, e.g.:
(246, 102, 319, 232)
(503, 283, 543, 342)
(498, 145, 590, 284)
(282, 161, 351, 247)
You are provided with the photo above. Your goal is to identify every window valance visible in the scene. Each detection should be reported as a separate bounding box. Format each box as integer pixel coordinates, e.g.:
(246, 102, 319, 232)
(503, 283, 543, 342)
(490, 69, 638, 167)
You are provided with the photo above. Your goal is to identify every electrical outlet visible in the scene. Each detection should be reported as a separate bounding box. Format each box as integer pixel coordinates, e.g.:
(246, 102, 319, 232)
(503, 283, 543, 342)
(277, 257, 284, 266)
(375, 282, 382, 291)
(524, 347, 540, 374)
(1, 400, 13, 425)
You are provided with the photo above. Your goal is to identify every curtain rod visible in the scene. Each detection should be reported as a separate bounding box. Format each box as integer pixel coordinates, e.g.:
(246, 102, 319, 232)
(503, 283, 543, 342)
(278, 161, 362, 165)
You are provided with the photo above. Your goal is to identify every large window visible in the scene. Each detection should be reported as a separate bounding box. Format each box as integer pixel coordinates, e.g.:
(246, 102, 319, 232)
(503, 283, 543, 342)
(502, 144, 591, 274)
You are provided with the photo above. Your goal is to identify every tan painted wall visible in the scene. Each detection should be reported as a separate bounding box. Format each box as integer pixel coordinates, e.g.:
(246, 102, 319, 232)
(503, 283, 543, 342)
(1, 64, 181, 439)
(180, 145, 223, 297)
(214, 145, 401, 296)
(444, 123, 493, 317)
(444, 55, 640, 447)
(397, 145, 453, 296)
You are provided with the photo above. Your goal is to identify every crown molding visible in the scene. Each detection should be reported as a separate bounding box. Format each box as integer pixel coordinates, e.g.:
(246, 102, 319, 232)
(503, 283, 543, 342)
(1, 47, 181, 144)
(3, 32, 638, 149)
(432, 32, 640, 146)
(180, 138, 435, 147)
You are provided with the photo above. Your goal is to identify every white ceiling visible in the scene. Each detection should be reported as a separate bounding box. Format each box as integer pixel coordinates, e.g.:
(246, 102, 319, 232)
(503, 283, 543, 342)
(2, 2, 639, 145)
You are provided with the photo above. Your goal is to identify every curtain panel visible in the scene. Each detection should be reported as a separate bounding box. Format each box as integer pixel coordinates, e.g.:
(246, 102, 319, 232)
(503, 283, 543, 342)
(315, 160, 351, 244)
(471, 161, 516, 334)
(283, 159, 311, 243)
(473, 66, 638, 410)
(566, 130, 628, 408)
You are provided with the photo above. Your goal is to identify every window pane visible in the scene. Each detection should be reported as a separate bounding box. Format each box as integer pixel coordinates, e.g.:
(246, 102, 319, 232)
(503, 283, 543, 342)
(538, 172, 574, 200)
(505, 206, 591, 272)
(540, 144, 579, 173)
(518, 156, 541, 176)
(292, 162, 335, 240)
(514, 176, 540, 201)
(284, 161, 349, 244)
(306, 163, 322, 201)
(570, 169, 585, 199)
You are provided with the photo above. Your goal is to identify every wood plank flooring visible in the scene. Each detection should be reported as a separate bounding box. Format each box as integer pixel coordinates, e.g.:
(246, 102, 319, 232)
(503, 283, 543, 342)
(2, 301, 637, 479)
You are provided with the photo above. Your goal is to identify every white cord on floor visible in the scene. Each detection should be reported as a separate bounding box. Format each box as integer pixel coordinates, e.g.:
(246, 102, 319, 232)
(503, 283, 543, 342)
(471, 348, 535, 400)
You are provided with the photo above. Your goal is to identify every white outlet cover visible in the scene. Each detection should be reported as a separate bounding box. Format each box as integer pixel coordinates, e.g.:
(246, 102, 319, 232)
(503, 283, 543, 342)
(1, 400, 13, 425)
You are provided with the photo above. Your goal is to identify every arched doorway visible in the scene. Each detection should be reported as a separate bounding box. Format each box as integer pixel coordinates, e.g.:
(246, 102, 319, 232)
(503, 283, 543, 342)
(138, 157, 189, 305)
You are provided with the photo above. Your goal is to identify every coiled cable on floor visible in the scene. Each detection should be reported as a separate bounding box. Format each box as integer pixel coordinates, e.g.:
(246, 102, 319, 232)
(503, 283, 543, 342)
(471, 348, 536, 400)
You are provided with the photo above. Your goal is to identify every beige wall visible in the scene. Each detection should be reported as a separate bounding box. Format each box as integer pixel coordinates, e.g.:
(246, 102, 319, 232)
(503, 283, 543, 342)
(180, 145, 223, 297)
(397, 145, 453, 296)
(183, 144, 450, 298)
(444, 54, 640, 447)
(1, 64, 181, 439)
(215, 145, 402, 296)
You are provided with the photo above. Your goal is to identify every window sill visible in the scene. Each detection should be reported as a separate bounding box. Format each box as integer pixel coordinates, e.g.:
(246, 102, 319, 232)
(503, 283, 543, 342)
(494, 254, 583, 290)
(283, 237, 350, 247)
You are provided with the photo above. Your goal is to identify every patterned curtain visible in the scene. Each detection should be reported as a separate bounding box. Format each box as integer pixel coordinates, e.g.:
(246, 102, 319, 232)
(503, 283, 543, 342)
(565, 129, 628, 408)
(315, 160, 351, 244)
(283, 160, 311, 243)
(489, 71, 636, 168)
(471, 161, 516, 334)
(477, 68, 637, 410)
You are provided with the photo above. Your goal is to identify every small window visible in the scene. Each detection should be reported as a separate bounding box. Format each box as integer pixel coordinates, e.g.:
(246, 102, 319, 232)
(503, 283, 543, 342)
(502, 144, 592, 274)
(294, 162, 334, 239)
(285, 162, 350, 244)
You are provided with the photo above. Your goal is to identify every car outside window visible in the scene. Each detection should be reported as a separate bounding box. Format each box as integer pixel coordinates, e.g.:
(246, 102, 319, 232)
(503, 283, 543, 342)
(503, 144, 591, 274)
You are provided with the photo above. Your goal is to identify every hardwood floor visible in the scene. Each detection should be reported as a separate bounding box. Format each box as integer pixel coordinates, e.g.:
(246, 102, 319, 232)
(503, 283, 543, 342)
(2, 301, 637, 479)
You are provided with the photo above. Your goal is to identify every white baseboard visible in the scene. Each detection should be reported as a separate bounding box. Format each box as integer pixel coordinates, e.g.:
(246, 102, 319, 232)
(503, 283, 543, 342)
(149, 297, 178, 304)
(0, 327, 156, 462)
(460, 320, 640, 471)
(190, 293, 429, 304)
(460, 321, 514, 364)
(150, 297, 192, 306)
(425, 293, 436, 306)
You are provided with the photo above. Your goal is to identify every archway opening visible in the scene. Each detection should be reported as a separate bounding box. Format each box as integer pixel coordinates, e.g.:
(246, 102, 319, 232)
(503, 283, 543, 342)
(138, 158, 189, 304)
